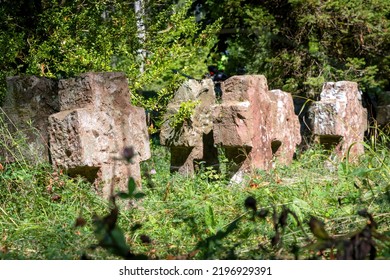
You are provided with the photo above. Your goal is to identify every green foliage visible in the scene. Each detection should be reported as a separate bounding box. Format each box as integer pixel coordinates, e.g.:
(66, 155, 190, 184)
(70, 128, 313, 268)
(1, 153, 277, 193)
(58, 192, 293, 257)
(25, 0, 139, 78)
(0, 4, 28, 104)
(202, 0, 390, 96)
(198, 166, 224, 181)
(204, 204, 217, 234)
(117, 177, 146, 200)
(0, 162, 109, 259)
(168, 100, 199, 129)
(130, 0, 221, 117)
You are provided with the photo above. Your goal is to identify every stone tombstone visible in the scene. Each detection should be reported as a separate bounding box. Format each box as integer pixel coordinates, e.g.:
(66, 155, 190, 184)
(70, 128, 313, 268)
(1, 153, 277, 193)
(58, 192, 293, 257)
(160, 78, 218, 173)
(1, 75, 59, 163)
(160, 75, 301, 182)
(213, 75, 301, 181)
(308, 81, 368, 159)
(48, 72, 150, 197)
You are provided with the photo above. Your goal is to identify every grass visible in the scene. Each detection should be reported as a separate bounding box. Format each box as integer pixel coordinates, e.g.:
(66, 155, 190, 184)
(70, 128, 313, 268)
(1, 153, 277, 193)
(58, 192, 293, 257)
(0, 162, 112, 259)
(127, 142, 390, 259)
(0, 121, 389, 259)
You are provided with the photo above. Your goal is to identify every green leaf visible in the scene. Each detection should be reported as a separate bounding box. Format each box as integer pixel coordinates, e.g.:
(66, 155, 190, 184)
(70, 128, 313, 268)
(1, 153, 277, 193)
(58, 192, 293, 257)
(290, 198, 311, 223)
(127, 177, 137, 196)
(205, 204, 217, 234)
(133, 193, 146, 200)
(117, 192, 130, 199)
(351, 167, 379, 178)
(109, 226, 130, 257)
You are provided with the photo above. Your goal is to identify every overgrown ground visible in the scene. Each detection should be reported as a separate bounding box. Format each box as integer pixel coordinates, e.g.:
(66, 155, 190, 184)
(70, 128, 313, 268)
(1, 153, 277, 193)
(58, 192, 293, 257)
(1, 132, 389, 259)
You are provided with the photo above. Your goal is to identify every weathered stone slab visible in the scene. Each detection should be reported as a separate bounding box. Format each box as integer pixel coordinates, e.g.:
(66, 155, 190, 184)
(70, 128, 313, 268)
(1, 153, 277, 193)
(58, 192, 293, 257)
(308, 81, 367, 159)
(48, 72, 150, 197)
(269, 89, 302, 164)
(58, 72, 131, 112)
(214, 76, 301, 178)
(1, 75, 59, 163)
(160, 79, 218, 173)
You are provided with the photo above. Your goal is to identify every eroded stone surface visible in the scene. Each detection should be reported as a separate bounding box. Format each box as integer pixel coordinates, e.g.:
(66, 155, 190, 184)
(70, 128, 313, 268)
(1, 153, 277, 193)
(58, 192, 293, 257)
(214, 76, 301, 178)
(48, 72, 150, 197)
(1, 75, 59, 163)
(308, 81, 367, 159)
(160, 79, 218, 173)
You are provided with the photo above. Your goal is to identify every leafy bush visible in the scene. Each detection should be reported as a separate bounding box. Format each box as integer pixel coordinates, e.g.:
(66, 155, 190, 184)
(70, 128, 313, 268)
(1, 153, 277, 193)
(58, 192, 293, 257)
(168, 100, 199, 129)
(199, 0, 390, 96)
